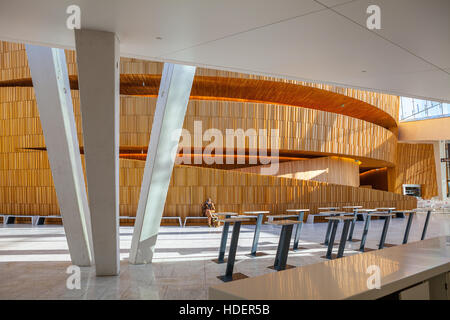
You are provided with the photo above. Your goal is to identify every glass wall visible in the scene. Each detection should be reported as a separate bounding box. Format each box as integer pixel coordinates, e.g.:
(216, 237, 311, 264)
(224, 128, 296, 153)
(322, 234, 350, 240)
(400, 97, 450, 122)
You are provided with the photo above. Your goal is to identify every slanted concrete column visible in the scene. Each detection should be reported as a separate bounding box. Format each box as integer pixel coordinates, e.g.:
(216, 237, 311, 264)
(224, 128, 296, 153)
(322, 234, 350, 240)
(25, 44, 93, 266)
(130, 63, 196, 264)
(75, 29, 120, 275)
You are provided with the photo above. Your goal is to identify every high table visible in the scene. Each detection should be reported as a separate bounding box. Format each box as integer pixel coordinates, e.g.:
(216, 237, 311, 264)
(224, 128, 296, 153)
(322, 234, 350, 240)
(241, 211, 270, 257)
(359, 212, 396, 252)
(323, 216, 354, 259)
(286, 209, 309, 251)
(265, 220, 303, 271)
(216, 218, 250, 282)
(318, 207, 339, 211)
(342, 206, 363, 241)
(212, 213, 238, 264)
(375, 207, 396, 220)
(321, 211, 354, 245)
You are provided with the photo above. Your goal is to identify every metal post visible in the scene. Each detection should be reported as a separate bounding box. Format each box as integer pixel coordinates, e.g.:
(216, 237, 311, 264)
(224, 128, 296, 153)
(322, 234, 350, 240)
(324, 213, 338, 245)
(274, 226, 287, 269)
(274, 224, 294, 271)
(225, 221, 242, 278)
(293, 211, 305, 251)
(217, 214, 231, 263)
(337, 220, 351, 258)
(378, 215, 391, 249)
(250, 213, 264, 256)
(347, 209, 357, 241)
(325, 220, 339, 259)
(359, 213, 371, 252)
(421, 210, 432, 240)
(402, 212, 415, 244)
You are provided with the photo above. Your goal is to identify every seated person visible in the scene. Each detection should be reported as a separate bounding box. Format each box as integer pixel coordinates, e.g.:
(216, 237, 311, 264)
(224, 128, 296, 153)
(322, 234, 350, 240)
(202, 198, 216, 227)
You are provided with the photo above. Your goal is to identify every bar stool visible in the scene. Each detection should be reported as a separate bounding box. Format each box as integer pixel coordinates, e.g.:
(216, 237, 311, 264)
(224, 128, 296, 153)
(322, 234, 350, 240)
(266, 220, 302, 271)
(217, 218, 250, 282)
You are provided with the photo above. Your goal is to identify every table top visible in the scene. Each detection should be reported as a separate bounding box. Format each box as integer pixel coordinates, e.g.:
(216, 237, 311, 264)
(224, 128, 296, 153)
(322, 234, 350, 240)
(342, 206, 363, 209)
(219, 218, 250, 223)
(209, 236, 450, 300)
(286, 209, 309, 212)
(214, 212, 238, 216)
(317, 211, 349, 215)
(368, 213, 397, 217)
(375, 208, 396, 210)
(265, 220, 303, 226)
(392, 210, 415, 213)
(325, 216, 356, 221)
(243, 211, 270, 214)
(358, 209, 378, 212)
(266, 214, 299, 218)
(318, 207, 339, 210)
(237, 215, 258, 219)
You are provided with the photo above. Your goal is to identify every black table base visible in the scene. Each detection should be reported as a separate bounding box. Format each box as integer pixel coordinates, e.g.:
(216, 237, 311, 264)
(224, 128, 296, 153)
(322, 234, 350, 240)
(323, 219, 351, 260)
(217, 273, 248, 282)
(246, 252, 269, 258)
(212, 214, 232, 264)
(268, 264, 295, 271)
(217, 221, 248, 282)
(269, 224, 294, 271)
(421, 210, 432, 240)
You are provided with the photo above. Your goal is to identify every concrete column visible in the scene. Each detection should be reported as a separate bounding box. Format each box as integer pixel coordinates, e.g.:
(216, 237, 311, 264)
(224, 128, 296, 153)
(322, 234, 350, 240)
(75, 29, 120, 275)
(25, 45, 93, 266)
(129, 63, 196, 264)
(433, 140, 448, 200)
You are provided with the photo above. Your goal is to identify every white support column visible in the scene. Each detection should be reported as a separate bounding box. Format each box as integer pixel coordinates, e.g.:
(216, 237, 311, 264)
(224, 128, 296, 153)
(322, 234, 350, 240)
(25, 45, 93, 266)
(129, 63, 196, 264)
(75, 29, 120, 275)
(433, 140, 448, 200)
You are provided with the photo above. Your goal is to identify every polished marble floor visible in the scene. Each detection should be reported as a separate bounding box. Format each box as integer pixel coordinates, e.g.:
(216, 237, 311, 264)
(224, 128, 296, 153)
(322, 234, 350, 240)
(0, 212, 449, 299)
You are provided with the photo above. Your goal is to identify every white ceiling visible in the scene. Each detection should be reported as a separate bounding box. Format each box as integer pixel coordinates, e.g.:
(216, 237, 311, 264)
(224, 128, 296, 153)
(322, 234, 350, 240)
(0, 0, 449, 102)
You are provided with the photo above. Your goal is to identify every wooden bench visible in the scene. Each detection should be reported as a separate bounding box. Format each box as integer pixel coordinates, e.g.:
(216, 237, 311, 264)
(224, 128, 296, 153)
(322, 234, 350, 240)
(1, 215, 40, 225)
(161, 216, 183, 227)
(36, 215, 62, 225)
(119, 216, 182, 227)
(183, 216, 208, 227)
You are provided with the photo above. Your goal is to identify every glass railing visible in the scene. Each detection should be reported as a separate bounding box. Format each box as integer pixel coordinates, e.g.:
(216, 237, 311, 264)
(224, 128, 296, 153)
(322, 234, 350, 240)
(399, 97, 450, 122)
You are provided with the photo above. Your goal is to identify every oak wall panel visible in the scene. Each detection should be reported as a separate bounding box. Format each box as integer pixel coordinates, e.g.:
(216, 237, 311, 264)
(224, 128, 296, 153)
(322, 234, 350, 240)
(388, 143, 438, 199)
(236, 157, 360, 187)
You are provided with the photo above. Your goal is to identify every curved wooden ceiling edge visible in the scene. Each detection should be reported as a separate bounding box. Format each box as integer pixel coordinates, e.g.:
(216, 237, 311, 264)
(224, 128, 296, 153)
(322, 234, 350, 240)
(0, 74, 397, 131)
(21, 146, 394, 169)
